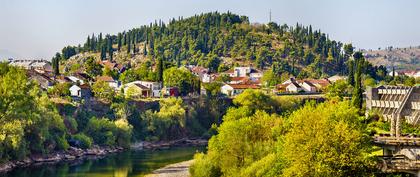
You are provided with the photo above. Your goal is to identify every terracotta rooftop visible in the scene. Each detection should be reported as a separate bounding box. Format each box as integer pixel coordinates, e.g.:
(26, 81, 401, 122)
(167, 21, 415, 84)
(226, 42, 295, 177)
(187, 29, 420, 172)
(228, 84, 260, 89)
(96, 76, 115, 82)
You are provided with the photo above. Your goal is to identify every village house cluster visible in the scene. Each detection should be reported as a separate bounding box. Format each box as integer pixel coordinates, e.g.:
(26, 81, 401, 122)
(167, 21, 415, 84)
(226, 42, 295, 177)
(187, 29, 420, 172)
(8, 58, 348, 100)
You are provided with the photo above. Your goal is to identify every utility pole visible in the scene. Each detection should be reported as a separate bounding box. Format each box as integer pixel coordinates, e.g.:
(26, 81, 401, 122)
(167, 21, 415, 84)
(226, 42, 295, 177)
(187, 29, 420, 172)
(269, 9, 272, 23)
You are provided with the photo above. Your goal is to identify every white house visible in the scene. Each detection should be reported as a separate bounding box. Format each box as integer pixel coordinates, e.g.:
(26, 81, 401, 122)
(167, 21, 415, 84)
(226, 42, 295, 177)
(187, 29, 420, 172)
(96, 76, 119, 89)
(67, 76, 85, 85)
(221, 84, 260, 97)
(299, 81, 317, 93)
(286, 81, 303, 93)
(70, 84, 91, 98)
(122, 81, 162, 97)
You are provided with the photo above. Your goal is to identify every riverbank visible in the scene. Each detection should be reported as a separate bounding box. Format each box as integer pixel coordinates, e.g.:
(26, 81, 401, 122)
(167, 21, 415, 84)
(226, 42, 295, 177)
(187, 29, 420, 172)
(0, 138, 207, 174)
(145, 160, 194, 177)
(0, 146, 124, 173)
(131, 138, 208, 150)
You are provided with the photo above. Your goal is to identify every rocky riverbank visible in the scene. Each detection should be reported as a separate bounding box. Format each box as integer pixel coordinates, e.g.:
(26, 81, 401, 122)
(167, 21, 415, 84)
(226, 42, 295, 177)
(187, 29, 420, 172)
(0, 145, 124, 173)
(131, 138, 208, 150)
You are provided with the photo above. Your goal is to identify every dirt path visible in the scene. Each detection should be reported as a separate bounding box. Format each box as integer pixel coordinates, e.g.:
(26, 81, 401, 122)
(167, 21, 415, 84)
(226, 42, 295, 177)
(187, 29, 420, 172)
(145, 160, 193, 177)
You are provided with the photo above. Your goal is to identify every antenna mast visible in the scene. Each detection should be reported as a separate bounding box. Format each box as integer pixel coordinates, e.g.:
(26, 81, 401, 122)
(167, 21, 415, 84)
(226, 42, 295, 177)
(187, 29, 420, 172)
(269, 9, 272, 23)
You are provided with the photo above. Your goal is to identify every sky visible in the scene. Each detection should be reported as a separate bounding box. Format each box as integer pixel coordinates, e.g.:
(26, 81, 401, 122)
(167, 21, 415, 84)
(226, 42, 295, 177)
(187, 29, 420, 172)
(1, 0, 420, 60)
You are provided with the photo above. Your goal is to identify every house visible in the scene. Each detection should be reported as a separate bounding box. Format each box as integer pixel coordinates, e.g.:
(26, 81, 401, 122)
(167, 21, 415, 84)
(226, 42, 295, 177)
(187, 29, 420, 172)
(67, 76, 85, 85)
(96, 76, 119, 89)
(162, 87, 179, 97)
(300, 81, 317, 93)
(99, 60, 126, 73)
(27, 70, 54, 90)
(305, 79, 331, 92)
(221, 84, 260, 97)
(70, 84, 91, 98)
(124, 83, 151, 98)
(55, 75, 71, 84)
(276, 83, 289, 93)
(224, 66, 263, 79)
(10, 59, 52, 72)
(123, 81, 161, 97)
(228, 77, 249, 84)
(190, 66, 212, 83)
(327, 75, 347, 83)
(286, 81, 303, 93)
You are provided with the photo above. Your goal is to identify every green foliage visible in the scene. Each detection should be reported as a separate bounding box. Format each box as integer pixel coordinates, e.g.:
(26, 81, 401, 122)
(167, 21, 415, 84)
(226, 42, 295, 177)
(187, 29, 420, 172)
(84, 117, 117, 146)
(48, 82, 71, 97)
(163, 67, 199, 95)
(85, 57, 103, 77)
(192, 94, 374, 177)
(261, 68, 282, 87)
(280, 101, 374, 176)
(326, 80, 351, 100)
(72, 133, 93, 149)
(92, 80, 115, 102)
(233, 89, 277, 113)
(0, 64, 68, 159)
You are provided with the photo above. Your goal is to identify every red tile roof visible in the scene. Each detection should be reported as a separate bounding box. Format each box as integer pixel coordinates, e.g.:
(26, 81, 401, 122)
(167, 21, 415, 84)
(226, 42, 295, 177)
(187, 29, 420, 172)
(96, 76, 115, 82)
(228, 84, 260, 89)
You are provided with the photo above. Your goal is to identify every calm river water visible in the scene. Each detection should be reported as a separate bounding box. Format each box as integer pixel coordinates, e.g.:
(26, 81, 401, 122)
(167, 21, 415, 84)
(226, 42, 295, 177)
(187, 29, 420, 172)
(0, 146, 205, 177)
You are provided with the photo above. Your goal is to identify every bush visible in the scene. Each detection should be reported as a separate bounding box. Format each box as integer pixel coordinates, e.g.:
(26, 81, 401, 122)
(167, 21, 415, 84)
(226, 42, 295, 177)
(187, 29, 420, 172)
(72, 133, 93, 149)
(84, 117, 116, 146)
(190, 153, 221, 177)
(55, 135, 70, 150)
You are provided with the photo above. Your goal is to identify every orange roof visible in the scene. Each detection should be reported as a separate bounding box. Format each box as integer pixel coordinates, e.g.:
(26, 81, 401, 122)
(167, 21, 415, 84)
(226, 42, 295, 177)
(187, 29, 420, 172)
(230, 77, 248, 82)
(79, 84, 91, 89)
(96, 76, 115, 82)
(306, 79, 330, 87)
(228, 84, 260, 89)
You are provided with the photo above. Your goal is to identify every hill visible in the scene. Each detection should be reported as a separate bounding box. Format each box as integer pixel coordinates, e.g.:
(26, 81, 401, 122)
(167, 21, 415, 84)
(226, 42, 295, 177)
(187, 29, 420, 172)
(56, 12, 373, 79)
(363, 46, 420, 70)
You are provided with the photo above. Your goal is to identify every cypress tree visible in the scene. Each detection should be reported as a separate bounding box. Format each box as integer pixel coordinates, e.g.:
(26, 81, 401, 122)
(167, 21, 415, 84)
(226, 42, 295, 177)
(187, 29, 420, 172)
(347, 60, 355, 86)
(117, 33, 122, 51)
(352, 52, 363, 110)
(143, 42, 148, 56)
(157, 57, 164, 82)
(108, 37, 113, 61)
(52, 52, 61, 75)
(127, 38, 131, 54)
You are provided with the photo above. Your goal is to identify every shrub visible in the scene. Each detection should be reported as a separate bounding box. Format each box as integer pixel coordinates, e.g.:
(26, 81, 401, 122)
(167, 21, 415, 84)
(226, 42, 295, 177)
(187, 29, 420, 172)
(84, 117, 117, 146)
(72, 133, 93, 149)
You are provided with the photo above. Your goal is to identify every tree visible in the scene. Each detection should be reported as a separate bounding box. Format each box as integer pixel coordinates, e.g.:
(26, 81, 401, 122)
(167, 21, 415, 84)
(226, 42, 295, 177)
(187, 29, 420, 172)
(52, 52, 61, 75)
(261, 69, 281, 87)
(85, 57, 103, 77)
(163, 67, 198, 95)
(280, 101, 374, 176)
(157, 57, 164, 82)
(92, 80, 114, 102)
(347, 60, 355, 87)
(352, 52, 363, 110)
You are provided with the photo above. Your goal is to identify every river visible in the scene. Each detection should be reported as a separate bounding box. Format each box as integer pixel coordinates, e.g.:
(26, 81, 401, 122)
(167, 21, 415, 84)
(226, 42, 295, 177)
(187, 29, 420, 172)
(0, 146, 205, 177)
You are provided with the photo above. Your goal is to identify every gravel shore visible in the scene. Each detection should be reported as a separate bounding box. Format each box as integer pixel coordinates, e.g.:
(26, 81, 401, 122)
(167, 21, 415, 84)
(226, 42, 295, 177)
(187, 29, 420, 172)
(145, 160, 194, 177)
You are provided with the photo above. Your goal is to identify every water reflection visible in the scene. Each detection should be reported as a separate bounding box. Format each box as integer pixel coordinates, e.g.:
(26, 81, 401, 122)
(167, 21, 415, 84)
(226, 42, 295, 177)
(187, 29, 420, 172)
(1, 146, 205, 177)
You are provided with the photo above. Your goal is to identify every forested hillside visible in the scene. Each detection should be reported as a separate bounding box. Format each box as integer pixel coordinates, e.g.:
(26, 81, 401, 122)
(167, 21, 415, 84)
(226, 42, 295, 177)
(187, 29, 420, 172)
(364, 46, 420, 70)
(57, 12, 360, 79)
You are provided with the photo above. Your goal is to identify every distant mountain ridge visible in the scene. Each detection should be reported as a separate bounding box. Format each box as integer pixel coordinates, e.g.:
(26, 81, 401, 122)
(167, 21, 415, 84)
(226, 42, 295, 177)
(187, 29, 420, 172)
(363, 46, 420, 71)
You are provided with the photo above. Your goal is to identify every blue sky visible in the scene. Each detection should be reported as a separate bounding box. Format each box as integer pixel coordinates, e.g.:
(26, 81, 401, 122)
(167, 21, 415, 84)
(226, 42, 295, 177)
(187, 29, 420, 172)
(1, 0, 420, 59)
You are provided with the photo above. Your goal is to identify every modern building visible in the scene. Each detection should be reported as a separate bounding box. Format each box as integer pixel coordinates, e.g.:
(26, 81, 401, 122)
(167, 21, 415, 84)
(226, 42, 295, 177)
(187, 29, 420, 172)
(366, 86, 420, 136)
